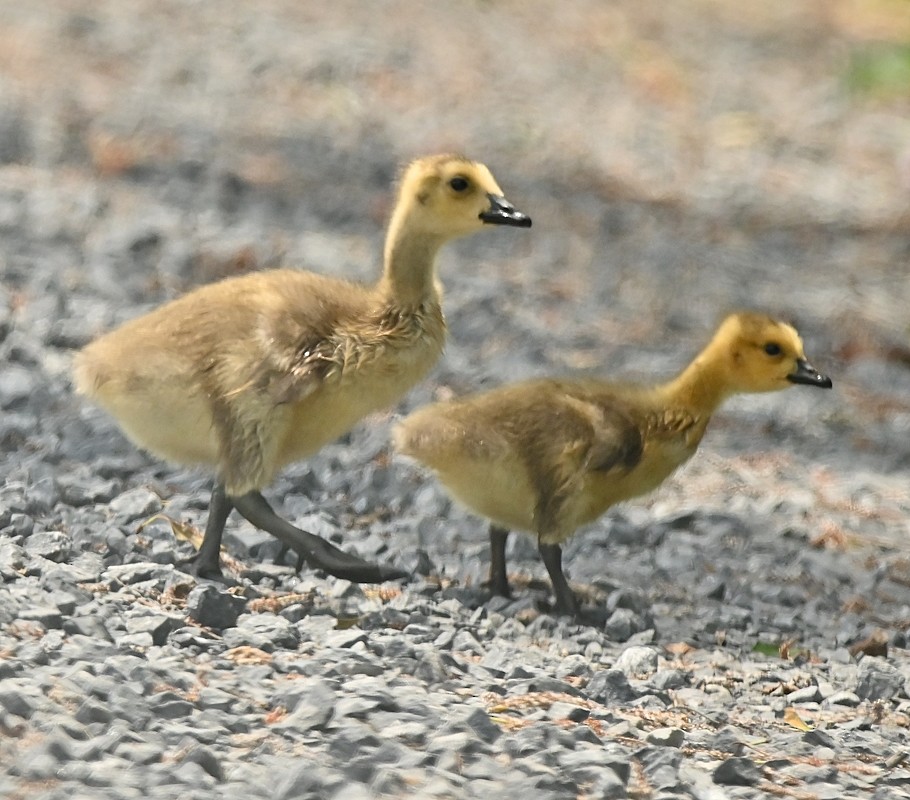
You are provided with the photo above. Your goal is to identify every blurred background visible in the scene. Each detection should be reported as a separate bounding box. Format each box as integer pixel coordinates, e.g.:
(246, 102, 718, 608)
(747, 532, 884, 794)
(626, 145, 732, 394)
(0, 0, 908, 537)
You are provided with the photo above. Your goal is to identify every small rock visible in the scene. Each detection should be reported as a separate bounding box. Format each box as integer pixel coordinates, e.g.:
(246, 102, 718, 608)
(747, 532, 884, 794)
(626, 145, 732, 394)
(179, 745, 224, 781)
(5, 514, 33, 538)
(810, 783, 851, 800)
(104, 562, 178, 587)
(16, 751, 58, 781)
(547, 701, 589, 722)
(452, 628, 483, 655)
(74, 698, 113, 725)
(837, 716, 872, 731)
(149, 692, 193, 719)
(710, 726, 744, 755)
(0, 365, 35, 410)
(63, 616, 113, 640)
(0, 688, 36, 719)
(651, 669, 690, 691)
(827, 690, 861, 707)
(414, 650, 452, 684)
(0, 102, 31, 164)
(454, 707, 501, 745)
(0, 542, 26, 577)
(123, 611, 182, 646)
(168, 627, 222, 650)
(196, 687, 240, 712)
(803, 728, 837, 749)
(855, 657, 903, 702)
(713, 756, 762, 786)
(787, 684, 822, 703)
(324, 629, 368, 649)
(114, 742, 164, 766)
(275, 763, 331, 800)
(634, 745, 682, 787)
(223, 612, 299, 651)
(528, 676, 584, 697)
(607, 587, 652, 615)
(272, 677, 336, 715)
(17, 606, 63, 629)
(169, 759, 217, 787)
(240, 562, 297, 584)
(614, 645, 659, 676)
(329, 721, 384, 760)
(185, 584, 246, 630)
(585, 669, 639, 704)
(603, 605, 653, 642)
(816, 679, 836, 699)
(24, 531, 72, 562)
(572, 725, 603, 746)
(56, 476, 120, 507)
(646, 727, 685, 747)
(44, 318, 93, 349)
(108, 488, 161, 522)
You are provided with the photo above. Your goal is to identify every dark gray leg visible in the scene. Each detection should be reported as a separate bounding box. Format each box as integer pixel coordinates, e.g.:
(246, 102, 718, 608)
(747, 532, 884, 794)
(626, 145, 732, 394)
(488, 525, 512, 598)
(233, 491, 408, 583)
(539, 540, 579, 617)
(190, 483, 234, 578)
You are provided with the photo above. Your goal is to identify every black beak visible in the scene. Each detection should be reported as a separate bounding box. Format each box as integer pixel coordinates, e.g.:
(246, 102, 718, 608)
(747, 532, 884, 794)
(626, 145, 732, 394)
(787, 358, 833, 388)
(479, 193, 532, 228)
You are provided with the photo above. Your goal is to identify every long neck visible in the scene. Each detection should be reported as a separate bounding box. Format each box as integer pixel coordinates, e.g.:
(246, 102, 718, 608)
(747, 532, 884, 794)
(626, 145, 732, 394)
(377, 203, 445, 309)
(657, 338, 733, 416)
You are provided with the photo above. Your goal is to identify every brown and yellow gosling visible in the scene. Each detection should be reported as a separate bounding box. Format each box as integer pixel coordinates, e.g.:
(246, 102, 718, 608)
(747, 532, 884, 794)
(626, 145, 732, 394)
(74, 154, 531, 582)
(395, 312, 832, 615)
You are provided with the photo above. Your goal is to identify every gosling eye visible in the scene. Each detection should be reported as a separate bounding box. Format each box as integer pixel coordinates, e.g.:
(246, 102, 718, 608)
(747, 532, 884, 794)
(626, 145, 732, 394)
(763, 342, 782, 356)
(449, 176, 470, 192)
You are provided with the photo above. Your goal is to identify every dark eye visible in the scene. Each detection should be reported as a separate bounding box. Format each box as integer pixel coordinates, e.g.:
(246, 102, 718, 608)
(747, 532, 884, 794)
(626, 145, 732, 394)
(449, 176, 469, 192)
(764, 343, 781, 356)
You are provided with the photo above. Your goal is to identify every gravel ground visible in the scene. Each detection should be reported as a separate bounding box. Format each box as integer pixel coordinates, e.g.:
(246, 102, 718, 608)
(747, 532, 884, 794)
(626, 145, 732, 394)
(2, 2, 910, 798)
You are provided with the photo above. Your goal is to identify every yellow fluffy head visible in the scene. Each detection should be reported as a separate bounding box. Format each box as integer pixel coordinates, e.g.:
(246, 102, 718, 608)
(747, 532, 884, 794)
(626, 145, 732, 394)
(711, 311, 832, 394)
(393, 154, 531, 239)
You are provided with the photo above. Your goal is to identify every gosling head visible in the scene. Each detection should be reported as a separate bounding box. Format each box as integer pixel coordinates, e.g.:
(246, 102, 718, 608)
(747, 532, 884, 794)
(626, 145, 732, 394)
(713, 311, 833, 395)
(396, 154, 531, 239)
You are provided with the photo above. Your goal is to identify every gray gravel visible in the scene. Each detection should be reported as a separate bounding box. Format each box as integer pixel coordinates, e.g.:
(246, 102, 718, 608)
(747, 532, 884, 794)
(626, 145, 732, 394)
(2, 2, 910, 799)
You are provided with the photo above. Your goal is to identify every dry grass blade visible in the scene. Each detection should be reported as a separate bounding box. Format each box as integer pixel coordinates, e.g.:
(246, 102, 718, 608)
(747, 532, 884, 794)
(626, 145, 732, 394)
(137, 513, 205, 548)
(224, 646, 273, 665)
(248, 592, 316, 614)
(782, 707, 814, 732)
(362, 585, 403, 602)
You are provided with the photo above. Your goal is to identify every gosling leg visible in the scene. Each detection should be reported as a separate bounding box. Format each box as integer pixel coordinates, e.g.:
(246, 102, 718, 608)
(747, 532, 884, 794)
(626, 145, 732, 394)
(189, 483, 234, 579)
(232, 491, 408, 583)
(488, 525, 512, 598)
(538, 540, 579, 617)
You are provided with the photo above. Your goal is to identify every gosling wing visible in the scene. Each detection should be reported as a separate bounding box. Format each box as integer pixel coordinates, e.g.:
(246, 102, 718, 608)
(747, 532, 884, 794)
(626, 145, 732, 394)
(521, 389, 643, 537)
(234, 273, 372, 406)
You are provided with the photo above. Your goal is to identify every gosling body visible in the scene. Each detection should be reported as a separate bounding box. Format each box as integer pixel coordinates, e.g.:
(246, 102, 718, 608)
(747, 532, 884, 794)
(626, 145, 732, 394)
(395, 312, 832, 615)
(75, 154, 531, 581)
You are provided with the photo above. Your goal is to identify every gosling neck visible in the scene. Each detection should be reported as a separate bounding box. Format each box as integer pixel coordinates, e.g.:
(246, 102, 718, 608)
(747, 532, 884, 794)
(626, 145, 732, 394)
(659, 338, 735, 416)
(378, 207, 446, 310)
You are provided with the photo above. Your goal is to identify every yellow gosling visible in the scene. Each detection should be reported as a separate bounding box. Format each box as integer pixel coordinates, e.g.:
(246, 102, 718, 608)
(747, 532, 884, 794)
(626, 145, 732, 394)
(74, 154, 531, 582)
(395, 312, 832, 615)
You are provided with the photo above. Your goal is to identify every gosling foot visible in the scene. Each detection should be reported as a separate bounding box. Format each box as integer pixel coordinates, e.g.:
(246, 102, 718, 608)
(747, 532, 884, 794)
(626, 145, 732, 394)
(183, 483, 235, 582)
(233, 491, 408, 584)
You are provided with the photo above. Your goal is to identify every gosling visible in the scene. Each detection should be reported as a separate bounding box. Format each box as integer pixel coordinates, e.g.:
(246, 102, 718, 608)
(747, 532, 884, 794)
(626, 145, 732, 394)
(74, 154, 531, 582)
(395, 312, 832, 615)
